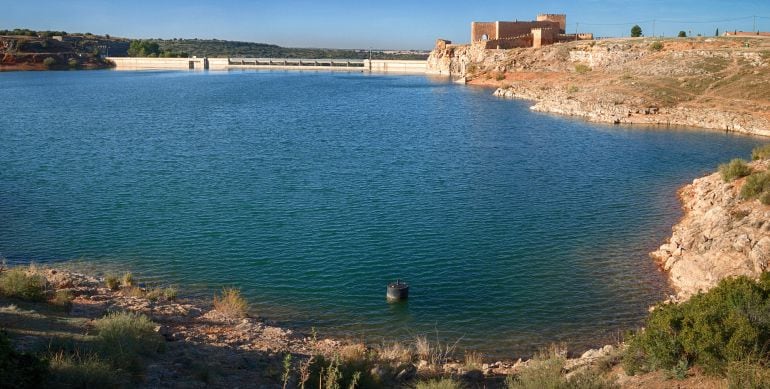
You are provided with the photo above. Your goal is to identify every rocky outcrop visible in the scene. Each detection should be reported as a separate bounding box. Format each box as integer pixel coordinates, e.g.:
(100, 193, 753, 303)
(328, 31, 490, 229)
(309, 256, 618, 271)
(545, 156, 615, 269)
(494, 85, 770, 136)
(651, 160, 770, 300)
(429, 37, 770, 137)
(427, 39, 508, 77)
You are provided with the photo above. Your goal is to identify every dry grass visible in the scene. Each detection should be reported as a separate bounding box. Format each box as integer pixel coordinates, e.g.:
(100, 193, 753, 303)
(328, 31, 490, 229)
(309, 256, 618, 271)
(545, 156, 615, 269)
(416, 378, 462, 389)
(464, 350, 483, 370)
(339, 343, 368, 363)
(121, 272, 135, 288)
(410, 333, 462, 369)
(375, 341, 413, 363)
(122, 286, 145, 298)
(212, 287, 248, 319)
(48, 350, 125, 387)
(51, 289, 74, 314)
(415, 335, 431, 360)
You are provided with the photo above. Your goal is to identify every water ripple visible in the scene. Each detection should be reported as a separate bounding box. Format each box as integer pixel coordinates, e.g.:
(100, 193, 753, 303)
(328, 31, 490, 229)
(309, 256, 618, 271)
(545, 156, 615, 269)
(0, 70, 765, 357)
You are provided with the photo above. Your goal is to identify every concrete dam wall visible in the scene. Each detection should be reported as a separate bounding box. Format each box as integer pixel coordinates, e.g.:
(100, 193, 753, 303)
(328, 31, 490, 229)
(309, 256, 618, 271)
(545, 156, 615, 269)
(107, 57, 427, 74)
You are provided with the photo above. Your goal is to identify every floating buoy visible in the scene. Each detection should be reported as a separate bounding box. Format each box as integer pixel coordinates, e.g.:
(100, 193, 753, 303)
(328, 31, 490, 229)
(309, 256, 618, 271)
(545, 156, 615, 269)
(387, 279, 409, 302)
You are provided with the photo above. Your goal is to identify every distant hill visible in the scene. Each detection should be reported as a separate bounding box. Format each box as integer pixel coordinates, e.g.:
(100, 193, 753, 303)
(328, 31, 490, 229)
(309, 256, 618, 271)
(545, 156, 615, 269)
(142, 38, 429, 60)
(0, 29, 124, 70)
(1, 29, 428, 71)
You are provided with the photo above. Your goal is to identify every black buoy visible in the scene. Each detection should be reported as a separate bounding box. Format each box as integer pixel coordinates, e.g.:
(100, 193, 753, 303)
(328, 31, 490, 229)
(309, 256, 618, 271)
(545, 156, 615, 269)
(387, 279, 409, 302)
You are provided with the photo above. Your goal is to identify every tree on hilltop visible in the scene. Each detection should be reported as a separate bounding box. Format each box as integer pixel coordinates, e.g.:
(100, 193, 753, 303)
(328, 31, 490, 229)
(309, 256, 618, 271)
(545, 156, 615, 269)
(631, 25, 643, 37)
(678, 31, 687, 38)
(128, 40, 161, 57)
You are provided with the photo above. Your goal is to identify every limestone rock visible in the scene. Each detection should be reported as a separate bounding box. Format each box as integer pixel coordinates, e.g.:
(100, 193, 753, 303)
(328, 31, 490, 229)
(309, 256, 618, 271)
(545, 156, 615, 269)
(651, 160, 770, 300)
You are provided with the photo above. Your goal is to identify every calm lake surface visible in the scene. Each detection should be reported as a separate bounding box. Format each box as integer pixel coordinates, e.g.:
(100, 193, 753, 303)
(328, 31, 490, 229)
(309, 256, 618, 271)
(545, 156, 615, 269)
(0, 70, 765, 356)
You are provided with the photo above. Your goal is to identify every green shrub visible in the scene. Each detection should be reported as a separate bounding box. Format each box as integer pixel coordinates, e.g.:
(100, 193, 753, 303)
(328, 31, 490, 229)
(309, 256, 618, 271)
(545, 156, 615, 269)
(506, 345, 618, 389)
(740, 171, 770, 200)
(0, 268, 47, 301)
(719, 159, 752, 182)
(146, 286, 177, 301)
(506, 356, 564, 389)
(752, 144, 770, 160)
(726, 360, 770, 389)
(649, 41, 664, 51)
(623, 274, 770, 376)
(574, 63, 591, 74)
(43, 57, 56, 68)
(48, 351, 125, 388)
(67, 58, 78, 68)
(416, 378, 462, 389)
(95, 312, 164, 374)
(213, 287, 248, 319)
(0, 330, 49, 388)
(163, 287, 178, 301)
(105, 275, 119, 290)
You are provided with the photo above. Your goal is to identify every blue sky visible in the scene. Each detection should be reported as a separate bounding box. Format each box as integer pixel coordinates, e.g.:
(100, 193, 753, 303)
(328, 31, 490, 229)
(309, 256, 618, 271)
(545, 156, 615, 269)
(2, 1, 769, 49)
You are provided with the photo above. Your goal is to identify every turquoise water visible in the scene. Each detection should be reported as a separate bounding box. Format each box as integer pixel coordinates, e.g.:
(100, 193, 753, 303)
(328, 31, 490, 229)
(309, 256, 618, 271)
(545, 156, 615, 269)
(0, 70, 765, 356)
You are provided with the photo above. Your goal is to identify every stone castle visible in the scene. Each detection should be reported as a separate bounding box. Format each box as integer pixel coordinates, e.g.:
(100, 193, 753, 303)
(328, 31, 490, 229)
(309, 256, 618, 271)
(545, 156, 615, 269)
(471, 14, 593, 49)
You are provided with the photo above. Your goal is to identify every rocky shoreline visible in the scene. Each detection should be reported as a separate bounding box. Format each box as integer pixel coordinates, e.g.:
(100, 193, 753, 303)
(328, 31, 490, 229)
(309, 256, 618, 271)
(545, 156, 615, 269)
(1, 266, 621, 388)
(428, 37, 770, 137)
(493, 85, 770, 137)
(651, 159, 770, 301)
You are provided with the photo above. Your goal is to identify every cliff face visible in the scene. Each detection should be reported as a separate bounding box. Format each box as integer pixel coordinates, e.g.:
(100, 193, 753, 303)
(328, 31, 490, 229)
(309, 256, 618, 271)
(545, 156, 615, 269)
(427, 40, 507, 77)
(651, 160, 770, 300)
(428, 37, 770, 137)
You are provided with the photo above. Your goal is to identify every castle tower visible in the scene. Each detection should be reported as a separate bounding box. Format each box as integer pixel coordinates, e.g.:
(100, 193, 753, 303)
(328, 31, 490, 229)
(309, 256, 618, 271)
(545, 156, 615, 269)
(537, 14, 566, 34)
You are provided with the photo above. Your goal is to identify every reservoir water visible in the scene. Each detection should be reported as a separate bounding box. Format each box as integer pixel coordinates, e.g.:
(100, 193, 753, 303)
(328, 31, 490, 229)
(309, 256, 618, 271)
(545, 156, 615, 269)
(0, 70, 764, 356)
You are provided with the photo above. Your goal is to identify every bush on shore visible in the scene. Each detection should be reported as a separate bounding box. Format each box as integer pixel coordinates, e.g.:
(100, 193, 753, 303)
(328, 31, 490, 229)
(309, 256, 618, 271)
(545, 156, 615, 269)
(94, 312, 164, 374)
(121, 272, 135, 288)
(740, 171, 770, 201)
(213, 287, 248, 319)
(719, 158, 752, 182)
(752, 144, 770, 161)
(105, 274, 120, 290)
(623, 273, 770, 376)
(0, 267, 47, 301)
(42, 57, 56, 68)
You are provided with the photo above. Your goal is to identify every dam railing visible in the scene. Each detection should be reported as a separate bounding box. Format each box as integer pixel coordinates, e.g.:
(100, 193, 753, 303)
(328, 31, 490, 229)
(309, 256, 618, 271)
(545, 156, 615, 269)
(228, 58, 366, 68)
